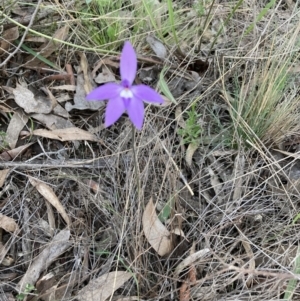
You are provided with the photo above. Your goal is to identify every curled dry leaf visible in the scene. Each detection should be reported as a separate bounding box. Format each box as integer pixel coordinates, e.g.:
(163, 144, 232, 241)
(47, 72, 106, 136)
(185, 143, 199, 167)
(0, 169, 10, 188)
(0, 143, 33, 161)
(142, 198, 173, 256)
(77, 271, 132, 301)
(6, 110, 28, 149)
(33, 127, 98, 142)
(175, 248, 210, 276)
(29, 177, 71, 227)
(0, 213, 19, 232)
(17, 229, 71, 292)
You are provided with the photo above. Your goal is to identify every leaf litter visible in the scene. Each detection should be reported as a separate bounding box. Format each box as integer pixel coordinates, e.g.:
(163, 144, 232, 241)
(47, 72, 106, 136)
(1, 2, 300, 300)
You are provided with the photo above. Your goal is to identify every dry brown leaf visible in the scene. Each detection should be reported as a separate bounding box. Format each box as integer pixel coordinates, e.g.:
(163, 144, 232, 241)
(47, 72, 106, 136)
(146, 35, 167, 59)
(81, 52, 93, 93)
(29, 178, 71, 227)
(13, 84, 53, 114)
(24, 25, 69, 68)
(0, 213, 19, 232)
(179, 282, 190, 301)
(0, 27, 19, 55)
(33, 127, 98, 142)
(0, 169, 10, 188)
(65, 73, 102, 111)
(142, 198, 172, 256)
(95, 65, 116, 84)
(171, 227, 186, 238)
(77, 271, 133, 301)
(92, 57, 120, 78)
(6, 110, 28, 149)
(17, 229, 71, 292)
(0, 104, 13, 113)
(175, 248, 210, 276)
(31, 113, 74, 130)
(185, 143, 199, 167)
(0, 143, 33, 161)
(39, 25, 69, 58)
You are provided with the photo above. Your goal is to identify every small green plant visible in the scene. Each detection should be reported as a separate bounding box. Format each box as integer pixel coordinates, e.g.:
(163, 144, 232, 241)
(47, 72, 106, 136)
(76, 0, 123, 49)
(16, 284, 36, 300)
(178, 104, 202, 145)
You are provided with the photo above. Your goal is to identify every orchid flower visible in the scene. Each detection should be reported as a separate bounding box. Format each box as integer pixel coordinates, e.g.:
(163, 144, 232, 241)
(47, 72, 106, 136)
(86, 41, 164, 130)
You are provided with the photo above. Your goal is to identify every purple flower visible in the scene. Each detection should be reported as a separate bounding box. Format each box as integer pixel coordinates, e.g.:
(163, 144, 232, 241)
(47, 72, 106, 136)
(86, 41, 164, 130)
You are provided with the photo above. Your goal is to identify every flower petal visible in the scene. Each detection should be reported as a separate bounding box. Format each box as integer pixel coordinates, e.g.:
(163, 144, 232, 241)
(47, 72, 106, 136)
(105, 97, 126, 127)
(127, 97, 144, 130)
(131, 85, 164, 104)
(86, 83, 122, 101)
(120, 41, 137, 86)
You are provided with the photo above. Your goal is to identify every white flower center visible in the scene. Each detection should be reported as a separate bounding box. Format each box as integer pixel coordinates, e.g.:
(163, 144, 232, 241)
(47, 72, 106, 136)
(120, 88, 133, 99)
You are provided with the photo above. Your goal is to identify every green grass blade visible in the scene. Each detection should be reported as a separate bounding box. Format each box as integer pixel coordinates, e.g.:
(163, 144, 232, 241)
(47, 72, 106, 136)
(244, 0, 276, 36)
(166, 0, 179, 46)
(14, 39, 62, 71)
(158, 67, 177, 105)
(284, 245, 300, 300)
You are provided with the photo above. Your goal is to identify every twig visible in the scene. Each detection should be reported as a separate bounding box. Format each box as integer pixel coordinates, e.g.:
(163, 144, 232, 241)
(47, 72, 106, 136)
(0, 159, 106, 169)
(0, 0, 43, 68)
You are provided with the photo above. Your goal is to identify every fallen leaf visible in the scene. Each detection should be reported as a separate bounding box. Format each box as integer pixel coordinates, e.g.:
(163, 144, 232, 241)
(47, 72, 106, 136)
(175, 248, 210, 276)
(0, 143, 33, 161)
(142, 198, 172, 256)
(185, 143, 199, 167)
(77, 271, 133, 301)
(0, 213, 19, 232)
(25, 25, 69, 68)
(12, 84, 53, 114)
(17, 229, 71, 292)
(0, 104, 13, 113)
(95, 65, 116, 84)
(146, 35, 167, 59)
(0, 27, 19, 55)
(29, 177, 71, 227)
(33, 127, 98, 142)
(31, 113, 74, 130)
(65, 73, 103, 111)
(6, 110, 28, 149)
(179, 282, 190, 301)
(39, 25, 69, 58)
(0, 169, 9, 188)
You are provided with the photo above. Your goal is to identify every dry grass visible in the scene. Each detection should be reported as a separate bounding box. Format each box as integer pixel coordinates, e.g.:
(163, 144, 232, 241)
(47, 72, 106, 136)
(1, 0, 300, 300)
